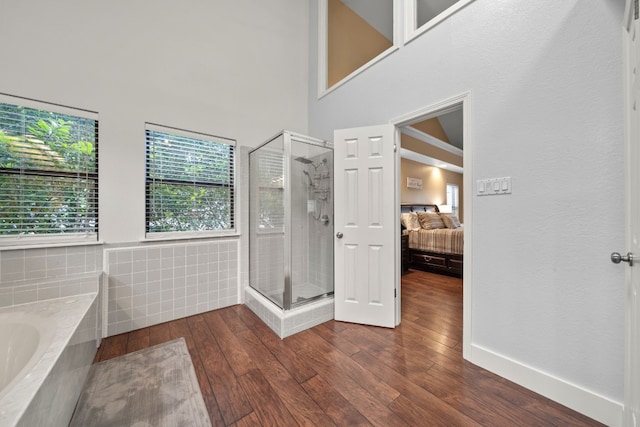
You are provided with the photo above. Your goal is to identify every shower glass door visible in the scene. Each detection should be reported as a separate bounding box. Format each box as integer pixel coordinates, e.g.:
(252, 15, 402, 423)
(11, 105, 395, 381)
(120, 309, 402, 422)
(249, 134, 285, 308)
(288, 134, 334, 308)
(249, 131, 333, 310)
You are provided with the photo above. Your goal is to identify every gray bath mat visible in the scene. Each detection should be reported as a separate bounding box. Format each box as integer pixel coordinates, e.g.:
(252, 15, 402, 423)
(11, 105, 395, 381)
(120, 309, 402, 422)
(70, 338, 211, 427)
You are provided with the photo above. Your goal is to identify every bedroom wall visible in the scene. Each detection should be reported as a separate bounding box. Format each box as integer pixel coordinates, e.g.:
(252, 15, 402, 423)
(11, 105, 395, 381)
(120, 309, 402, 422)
(0, 1, 309, 333)
(401, 158, 463, 222)
(309, 0, 624, 423)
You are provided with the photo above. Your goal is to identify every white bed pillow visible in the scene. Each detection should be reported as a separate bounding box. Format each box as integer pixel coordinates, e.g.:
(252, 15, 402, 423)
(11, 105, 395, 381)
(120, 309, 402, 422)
(417, 212, 446, 229)
(401, 212, 421, 231)
(440, 213, 461, 229)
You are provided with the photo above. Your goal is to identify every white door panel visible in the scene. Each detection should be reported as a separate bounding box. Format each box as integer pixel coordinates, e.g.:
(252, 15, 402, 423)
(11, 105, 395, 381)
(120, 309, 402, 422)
(334, 124, 396, 328)
(623, 0, 639, 424)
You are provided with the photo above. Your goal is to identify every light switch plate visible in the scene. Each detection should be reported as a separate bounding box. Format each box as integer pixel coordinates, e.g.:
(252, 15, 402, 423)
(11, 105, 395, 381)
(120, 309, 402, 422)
(477, 177, 511, 196)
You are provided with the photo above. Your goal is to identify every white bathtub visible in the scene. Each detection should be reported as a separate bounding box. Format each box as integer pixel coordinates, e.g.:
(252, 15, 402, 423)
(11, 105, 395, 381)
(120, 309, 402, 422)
(0, 313, 54, 398)
(0, 293, 98, 427)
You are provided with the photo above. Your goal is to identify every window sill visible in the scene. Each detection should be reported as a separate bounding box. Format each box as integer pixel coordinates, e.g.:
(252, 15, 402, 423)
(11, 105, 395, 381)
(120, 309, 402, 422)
(0, 240, 104, 251)
(141, 232, 240, 243)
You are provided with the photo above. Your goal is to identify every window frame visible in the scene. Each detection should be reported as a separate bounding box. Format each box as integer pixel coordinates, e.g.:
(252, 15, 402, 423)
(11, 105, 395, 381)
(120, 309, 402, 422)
(446, 182, 459, 216)
(144, 123, 237, 241)
(317, 0, 401, 98)
(0, 94, 99, 248)
(404, 0, 477, 45)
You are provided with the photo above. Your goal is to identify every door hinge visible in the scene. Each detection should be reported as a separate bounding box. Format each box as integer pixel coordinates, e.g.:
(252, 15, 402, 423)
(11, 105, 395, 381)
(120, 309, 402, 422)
(636, 0, 639, 20)
(394, 288, 397, 298)
(393, 144, 397, 153)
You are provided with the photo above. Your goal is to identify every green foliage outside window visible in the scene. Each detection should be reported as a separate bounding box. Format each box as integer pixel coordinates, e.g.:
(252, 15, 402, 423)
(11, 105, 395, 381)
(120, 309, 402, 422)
(0, 103, 98, 236)
(146, 129, 235, 234)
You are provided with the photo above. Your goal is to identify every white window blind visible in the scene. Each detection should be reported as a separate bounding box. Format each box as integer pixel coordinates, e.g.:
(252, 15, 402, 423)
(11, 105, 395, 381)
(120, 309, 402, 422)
(145, 124, 235, 237)
(0, 98, 98, 245)
(256, 150, 284, 229)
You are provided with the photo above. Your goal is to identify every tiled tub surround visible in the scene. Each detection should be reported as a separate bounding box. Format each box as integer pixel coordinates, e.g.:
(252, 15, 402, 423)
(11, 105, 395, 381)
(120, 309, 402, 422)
(105, 240, 240, 336)
(0, 272, 101, 309)
(244, 286, 334, 338)
(0, 293, 99, 427)
(0, 245, 103, 285)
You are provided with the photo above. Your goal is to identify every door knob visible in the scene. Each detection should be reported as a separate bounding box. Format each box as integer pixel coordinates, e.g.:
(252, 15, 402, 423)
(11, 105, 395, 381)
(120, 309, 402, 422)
(611, 252, 634, 266)
(336, 232, 343, 239)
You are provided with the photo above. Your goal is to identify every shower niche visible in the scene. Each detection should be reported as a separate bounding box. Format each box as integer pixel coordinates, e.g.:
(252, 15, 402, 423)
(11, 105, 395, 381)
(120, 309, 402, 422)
(247, 130, 334, 338)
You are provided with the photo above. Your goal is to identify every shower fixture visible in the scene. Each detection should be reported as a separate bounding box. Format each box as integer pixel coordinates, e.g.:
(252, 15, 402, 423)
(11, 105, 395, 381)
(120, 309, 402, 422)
(303, 170, 315, 188)
(295, 156, 330, 225)
(295, 156, 327, 171)
(294, 156, 313, 165)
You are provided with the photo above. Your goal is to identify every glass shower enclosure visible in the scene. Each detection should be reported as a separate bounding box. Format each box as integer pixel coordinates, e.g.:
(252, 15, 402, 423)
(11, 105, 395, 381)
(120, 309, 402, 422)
(249, 131, 334, 310)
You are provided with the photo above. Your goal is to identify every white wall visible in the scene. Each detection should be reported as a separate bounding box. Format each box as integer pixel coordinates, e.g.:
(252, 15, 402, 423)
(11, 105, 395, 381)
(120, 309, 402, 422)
(0, 1, 309, 337)
(309, 0, 625, 422)
(0, 0, 309, 243)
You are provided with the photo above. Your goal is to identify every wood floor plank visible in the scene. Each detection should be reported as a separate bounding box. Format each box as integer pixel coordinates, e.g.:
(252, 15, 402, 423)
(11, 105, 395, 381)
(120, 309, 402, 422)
(125, 327, 150, 353)
(352, 350, 488, 426)
(236, 369, 298, 426)
(311, 322, 362, 356)
(235, 305, 318, 384)
(235, 328, 335, 426)
(187, 315, 253, 425)
(300, 348, 408, 427)
(202, 310, 256, 377)
(229, 412, 261, 427)
(389, 394, 482, 427)
(148, 322, 172, 346)
(301, 374, 372, 427)
(299, 328, 401, 407)
(93, 270, 604, 427)
(96, 332, 128, 362)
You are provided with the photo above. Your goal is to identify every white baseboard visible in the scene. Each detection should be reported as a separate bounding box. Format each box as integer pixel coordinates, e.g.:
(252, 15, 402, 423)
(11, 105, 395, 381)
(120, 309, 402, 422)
(470, 344, 623, 427)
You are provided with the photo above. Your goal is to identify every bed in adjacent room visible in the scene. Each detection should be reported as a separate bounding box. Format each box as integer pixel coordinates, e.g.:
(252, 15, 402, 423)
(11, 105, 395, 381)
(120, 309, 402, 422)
(401, 204, 463, 277)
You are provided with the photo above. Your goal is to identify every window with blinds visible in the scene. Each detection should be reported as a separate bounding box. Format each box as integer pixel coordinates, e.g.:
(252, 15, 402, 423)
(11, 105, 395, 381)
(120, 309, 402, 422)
(0, 98, 98, 245)
(145, 124, 235, 237)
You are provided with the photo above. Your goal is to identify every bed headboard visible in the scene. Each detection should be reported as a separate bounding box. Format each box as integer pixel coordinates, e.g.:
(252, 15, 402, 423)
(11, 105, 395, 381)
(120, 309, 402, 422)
(400, 203, 440, 214)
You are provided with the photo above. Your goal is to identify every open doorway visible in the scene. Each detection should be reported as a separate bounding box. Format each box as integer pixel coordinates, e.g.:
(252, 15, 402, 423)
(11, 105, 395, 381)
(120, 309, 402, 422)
(391, 92, 472, 357)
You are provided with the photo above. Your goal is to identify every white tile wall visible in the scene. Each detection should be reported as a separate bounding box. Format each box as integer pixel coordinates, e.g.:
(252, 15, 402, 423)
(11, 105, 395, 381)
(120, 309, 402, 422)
(104, 239, 240, 336)
(0, 245, 102, 286)
(0, 270, 100, 309)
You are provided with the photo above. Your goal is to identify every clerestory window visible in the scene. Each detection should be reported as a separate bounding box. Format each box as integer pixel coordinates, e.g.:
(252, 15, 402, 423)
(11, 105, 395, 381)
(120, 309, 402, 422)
(404, 0, 476, 43)
(319, 0, 399, 95)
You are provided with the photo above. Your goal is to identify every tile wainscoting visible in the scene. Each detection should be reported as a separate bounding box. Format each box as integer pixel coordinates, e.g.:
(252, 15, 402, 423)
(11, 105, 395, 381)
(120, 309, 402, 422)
(104, 239, 240, 336)
(0, 245, 103, 309)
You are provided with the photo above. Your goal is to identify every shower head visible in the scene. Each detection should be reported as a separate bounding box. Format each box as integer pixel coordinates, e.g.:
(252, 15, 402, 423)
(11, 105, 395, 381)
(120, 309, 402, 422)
(294, 156, 313, 164)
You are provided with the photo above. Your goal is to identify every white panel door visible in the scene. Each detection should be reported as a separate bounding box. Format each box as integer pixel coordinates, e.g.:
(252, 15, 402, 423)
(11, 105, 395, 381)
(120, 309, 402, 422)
(623, 1, 640, 424)
(334, 124, 396, 328)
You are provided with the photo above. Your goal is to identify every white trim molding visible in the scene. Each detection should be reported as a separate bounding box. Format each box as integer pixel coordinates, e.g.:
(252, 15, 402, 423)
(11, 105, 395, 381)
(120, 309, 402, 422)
(401, 126, 464, 157)
(403, 0, 477, 45)
(470, 344, 624, 427)
(390, 90, 473, 359)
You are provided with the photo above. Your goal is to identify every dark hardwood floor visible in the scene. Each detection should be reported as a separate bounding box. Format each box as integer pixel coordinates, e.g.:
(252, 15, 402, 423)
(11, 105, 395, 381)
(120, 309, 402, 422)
(95, 270, 604, 426)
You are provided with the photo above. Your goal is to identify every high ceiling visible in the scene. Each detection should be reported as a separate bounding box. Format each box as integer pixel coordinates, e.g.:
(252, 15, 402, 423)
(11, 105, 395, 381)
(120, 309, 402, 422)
(435, 109, 463, 150)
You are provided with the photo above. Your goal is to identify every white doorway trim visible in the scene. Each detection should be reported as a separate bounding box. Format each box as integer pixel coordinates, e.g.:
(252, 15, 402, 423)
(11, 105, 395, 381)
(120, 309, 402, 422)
(390, 90, 473, 358)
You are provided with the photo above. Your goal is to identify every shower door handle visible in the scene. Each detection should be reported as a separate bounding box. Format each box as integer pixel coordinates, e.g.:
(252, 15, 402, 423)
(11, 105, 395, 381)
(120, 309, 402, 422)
(336, 232, 343, 239)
